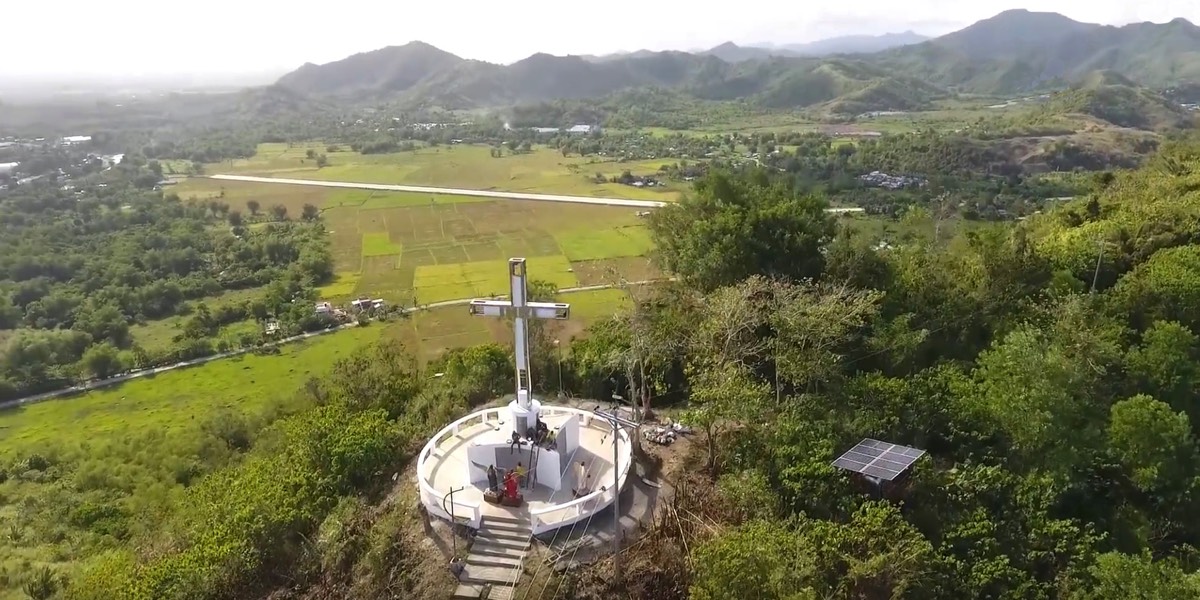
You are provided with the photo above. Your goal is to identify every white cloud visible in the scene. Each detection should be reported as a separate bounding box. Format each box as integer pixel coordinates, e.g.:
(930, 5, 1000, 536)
(0, 0, 1195, 78)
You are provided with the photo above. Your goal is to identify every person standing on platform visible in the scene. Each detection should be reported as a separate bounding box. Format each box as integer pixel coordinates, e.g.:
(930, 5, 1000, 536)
(515, 462, 528, 488)
(486, 464, 499, 492)
(572, 461, 587, 498)
(503, 470, 519, 502)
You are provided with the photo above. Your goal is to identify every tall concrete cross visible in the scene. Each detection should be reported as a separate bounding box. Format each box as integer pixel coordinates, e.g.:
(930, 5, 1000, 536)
(468, 258, 570, 411)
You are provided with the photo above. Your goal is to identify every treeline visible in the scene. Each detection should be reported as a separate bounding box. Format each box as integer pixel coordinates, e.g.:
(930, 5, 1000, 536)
(0, 169, 335, 400)
(553, 144, 1200, 598)
(718, 131, 1089, 219)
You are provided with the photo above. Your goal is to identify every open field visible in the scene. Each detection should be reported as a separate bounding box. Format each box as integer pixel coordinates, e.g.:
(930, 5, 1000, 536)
(206, 143, 687, 201)
(172, 176, 661, 318)
(0, 325, 384, 593)
(331, 199, 657, 305)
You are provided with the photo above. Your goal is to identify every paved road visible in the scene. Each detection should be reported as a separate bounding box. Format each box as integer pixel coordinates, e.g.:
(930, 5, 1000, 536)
(207, 174, 866, 213)
(0, 281, 665, 411)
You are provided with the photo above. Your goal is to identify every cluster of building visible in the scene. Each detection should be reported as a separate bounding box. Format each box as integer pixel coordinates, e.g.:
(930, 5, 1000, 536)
(314, 297, 387, 317)
(858, 170, 926, 189)
(524, 124, 598, 135)
(1183, 103, 1199, 112)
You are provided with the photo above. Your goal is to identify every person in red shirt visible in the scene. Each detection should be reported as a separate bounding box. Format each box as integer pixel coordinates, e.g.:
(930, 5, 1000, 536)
(504, 470, 519, 501)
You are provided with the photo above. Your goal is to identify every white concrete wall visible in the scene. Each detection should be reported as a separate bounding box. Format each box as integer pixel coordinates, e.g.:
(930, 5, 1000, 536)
(535, 448, 563, 491)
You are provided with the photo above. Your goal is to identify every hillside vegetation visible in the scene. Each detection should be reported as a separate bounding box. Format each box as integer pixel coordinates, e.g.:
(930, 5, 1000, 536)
(1038, 71, 1196, 130)
(2, 136, 1195, 599)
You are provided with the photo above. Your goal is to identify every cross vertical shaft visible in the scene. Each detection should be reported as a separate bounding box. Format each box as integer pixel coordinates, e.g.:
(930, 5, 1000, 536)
(467, 258, 572, 431)
(509, 259, 533, 409)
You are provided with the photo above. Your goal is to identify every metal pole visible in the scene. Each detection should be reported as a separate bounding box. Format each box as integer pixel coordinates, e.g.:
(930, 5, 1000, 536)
(611, 417, 621, 584)
(592, 408, 638, 587)
(556, 340, 563, 397)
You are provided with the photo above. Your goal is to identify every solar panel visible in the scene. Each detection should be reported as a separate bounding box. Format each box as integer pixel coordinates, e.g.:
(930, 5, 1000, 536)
(831, 438, 926, 481)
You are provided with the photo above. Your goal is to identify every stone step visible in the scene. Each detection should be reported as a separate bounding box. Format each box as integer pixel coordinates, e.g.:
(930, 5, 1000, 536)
(472, 544, 528, 561)
(474, 535, 530, 551)
(452, 582, 485, 599)
(477, 528, 529, 543)
(485, 514, 529, 525)
(488, 586, 515, 600)
(482, 520, 532, 535)
(467, 552, 524, 568)
(462, 563, 521, 584)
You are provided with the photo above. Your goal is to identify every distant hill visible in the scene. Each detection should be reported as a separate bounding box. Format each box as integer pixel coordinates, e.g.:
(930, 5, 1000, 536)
(593, 32, 930, 64)
(877, 10, 1200, 93)
(274, 11, 1200, 113)
(1040, 71, 1195, 130)
(701, 42, 779, 63)
(779, 31, 930, 56)
(276, 41, 465, 96)
(276, 42, 936, 112)
(933, 9, 1100, 60)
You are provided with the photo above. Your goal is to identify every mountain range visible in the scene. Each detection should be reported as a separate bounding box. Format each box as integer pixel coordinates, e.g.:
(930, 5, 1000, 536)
(275, 10, 1200, 118)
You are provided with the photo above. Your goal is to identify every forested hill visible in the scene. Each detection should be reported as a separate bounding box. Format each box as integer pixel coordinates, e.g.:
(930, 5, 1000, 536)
(273, 10, 1200, 111)
(54, 136, 1200, 600)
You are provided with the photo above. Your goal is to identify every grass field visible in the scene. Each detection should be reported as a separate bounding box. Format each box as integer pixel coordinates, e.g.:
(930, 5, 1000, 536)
(204, 143, 687, 202)
(127, 286, 268, 354)
(0, 325, 384, 595)
(172, 142, 673, 310)
(170, 173, 663, 358)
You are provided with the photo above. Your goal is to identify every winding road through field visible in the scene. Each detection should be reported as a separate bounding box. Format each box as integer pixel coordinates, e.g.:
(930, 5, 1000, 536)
(206, 174, 866, 213)
(0, 281, 666, 411)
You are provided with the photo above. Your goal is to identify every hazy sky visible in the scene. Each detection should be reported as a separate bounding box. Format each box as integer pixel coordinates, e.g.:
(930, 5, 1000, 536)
(1, 0, 1196, 79)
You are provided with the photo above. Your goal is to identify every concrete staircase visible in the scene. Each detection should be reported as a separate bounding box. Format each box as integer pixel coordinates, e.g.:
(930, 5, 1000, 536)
(452, 514, 532, 600)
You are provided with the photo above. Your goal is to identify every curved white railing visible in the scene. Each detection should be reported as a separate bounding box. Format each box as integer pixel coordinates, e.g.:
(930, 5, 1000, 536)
(529, 407, 634, 534)
(417, 404, 635, 535)
(417, 407, 508, 529)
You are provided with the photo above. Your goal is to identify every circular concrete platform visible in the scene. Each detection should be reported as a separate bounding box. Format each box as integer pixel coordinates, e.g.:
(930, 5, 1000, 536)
(417, 404, 633, 534)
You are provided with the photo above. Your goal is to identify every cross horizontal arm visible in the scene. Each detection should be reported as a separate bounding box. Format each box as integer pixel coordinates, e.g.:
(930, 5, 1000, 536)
(469, 299, 570, 320)
(468, 299, 514, 317)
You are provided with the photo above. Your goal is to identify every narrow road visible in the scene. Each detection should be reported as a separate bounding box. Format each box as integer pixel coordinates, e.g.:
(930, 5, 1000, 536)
(0, 281, 666, 410)
(207, 174, 865, 213)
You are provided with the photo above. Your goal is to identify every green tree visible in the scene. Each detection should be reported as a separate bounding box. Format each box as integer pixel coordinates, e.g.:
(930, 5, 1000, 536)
(690, 520, 815, 600)
(1070, 552, 1200, 599)
(649, 170, 834, 291)
(227, 210, 243, 227)
(270, 204, 288, 221)
(1125, 321, 1200, 428)
(81, 342, 124, 379)
(301, 204, 320, 221)
(1107, 395, 1197, 493)
(245, 199, 260, 215)
(686, 361, 771, 473)
(968, 297, 1124, 476)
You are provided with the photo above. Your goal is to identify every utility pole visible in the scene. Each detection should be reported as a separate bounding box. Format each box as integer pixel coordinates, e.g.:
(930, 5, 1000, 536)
(593, 407, 639, 586)
(1091, 239, 1108, 293)
(554, 339, 563, 397)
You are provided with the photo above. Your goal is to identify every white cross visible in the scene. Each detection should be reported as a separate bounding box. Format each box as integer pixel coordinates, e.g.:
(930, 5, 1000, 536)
(468, 258, 570, 410)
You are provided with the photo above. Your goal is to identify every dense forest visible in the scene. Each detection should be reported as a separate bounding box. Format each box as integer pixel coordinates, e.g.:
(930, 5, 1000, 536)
(565, 137, 1200, 598)
(0, 159, 336, 401)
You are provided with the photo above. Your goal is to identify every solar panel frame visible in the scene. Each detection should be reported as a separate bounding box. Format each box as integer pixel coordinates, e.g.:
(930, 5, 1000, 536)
(831, 438, 927, 481)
